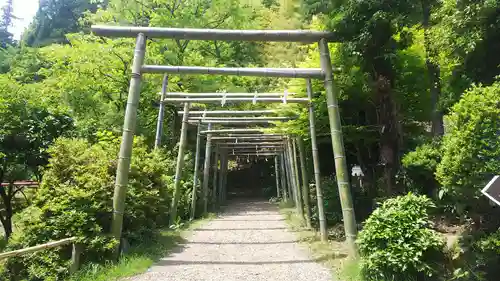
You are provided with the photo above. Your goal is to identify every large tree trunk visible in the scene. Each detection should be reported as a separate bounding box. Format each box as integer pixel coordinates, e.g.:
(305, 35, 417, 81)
(422, 0, 444, 136)
(375, 75, 401, 195)
(0, 184, 14, 240)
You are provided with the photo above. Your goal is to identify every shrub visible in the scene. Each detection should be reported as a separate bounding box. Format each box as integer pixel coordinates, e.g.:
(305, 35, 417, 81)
(310, 176, 372, 228)
(357, 193, 445, 280)
(451, 230, 500, 281)
(1, 134, 190, 280)
(436, 82, 500, 217)
(310, 177, 343, 227)
(401, 141, 441, 197)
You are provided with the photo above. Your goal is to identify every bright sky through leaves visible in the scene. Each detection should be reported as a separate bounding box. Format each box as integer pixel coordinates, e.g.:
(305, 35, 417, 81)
(1, 0, 39, 40)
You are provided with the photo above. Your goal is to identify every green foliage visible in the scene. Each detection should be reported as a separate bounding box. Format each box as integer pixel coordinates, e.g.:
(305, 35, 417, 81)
(309, 176, 372, 228)
(401, 140, 441, 196)
(436, 82, 500, 215)
(23, 0, 99, 47)
(0, 76, 73, 239)
(311, 177, 342, 226)
(357, 193, 445, 280)
(432, 0, 500, 102)
(468, 230, 500, 280)
(0, 0, 14, 47)
(1, 134, 182, 280)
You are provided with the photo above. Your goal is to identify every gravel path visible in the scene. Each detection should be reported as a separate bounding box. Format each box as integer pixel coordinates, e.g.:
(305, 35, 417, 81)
(128, 199, 333, 281)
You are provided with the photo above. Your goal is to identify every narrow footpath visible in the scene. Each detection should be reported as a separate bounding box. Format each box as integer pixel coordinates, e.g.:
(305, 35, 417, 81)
(129, 200, 333, 281)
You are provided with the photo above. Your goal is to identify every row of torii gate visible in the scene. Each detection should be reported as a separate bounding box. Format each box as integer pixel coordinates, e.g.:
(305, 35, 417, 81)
(91, 25, 358, 257)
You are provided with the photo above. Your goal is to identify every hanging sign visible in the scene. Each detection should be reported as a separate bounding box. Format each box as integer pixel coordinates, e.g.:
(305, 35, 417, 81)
(481, 176, 500, 206)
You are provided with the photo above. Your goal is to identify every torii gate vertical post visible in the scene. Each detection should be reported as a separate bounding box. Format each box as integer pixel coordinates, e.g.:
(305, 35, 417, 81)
(274, 156, 281, 198)
(190, 122, 202, 220)
(111, 33, 146, 254)
(218, 149, 227, 204)
(285, 145, 295, 204)
(280, 153, 288, 200)
(291, 138, 305, 222)
(170, 102, 191, 225)
(212, 145, 219, 207)
(319, 39, 358, 256)
(306, 78, 327, 241)
(202, 123, 213, 215)
(283, 143, 293, 204)
(110, 33, 146, 255)
(297, 137, 312, 228)
(154, 74, 168, 149)
(222, 151, 229, 202)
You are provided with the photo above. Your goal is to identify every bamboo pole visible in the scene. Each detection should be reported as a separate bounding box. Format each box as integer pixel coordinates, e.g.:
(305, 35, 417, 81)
(218, 149, 226, 204)
(111, 33, 146, 253)
(188, 116, 293, 121)
(297, 137, 312, 228)
(306, 78, 327, 241)
(212, 145, 219, 208)
(144, 65, 324, 79)
(283, 142, 295, 206)
(220, 147, 283, 150)
(214, 139, 285, 142)
(222, 152, 229, 202)
(91, 25, 337, 42)
(190, 123, 202, 220)
(179, 110, 276, 115)
(201, 129, 266, 134)
(167, 93, 296, 97)
(188, 120, 282, 125)
(228, 153, 280, 156)
(170, 103, 191, 225)
(213, 142, 285, 145)
(163, 97, 309, 104)
(70, 243, 82, 274)
(280, 153, 288, 200)
(274, 156, 281, 198)
(208, 133, 283, 137)
(319, 39, 358, 256)
(212, 136, 283, 140)
(0, 237, 77, 260)
(228, 151, 284, 155)
(154, 75, 168, 149)
(291, 138, 305, 222)
(202, 123, 213, 215)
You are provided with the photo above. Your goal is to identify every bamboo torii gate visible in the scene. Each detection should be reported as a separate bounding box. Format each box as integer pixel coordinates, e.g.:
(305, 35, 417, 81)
(91, 25, 358, 257)
(173, 105, 301, 219)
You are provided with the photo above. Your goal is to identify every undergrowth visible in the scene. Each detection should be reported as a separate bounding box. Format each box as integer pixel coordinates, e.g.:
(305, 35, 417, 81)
(69, 214, 215, 281)
(279, 203, 356, 281)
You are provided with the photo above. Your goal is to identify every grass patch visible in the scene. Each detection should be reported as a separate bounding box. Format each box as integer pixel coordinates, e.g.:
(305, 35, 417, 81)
(279, 206, 363, 281)
(70, 214, 215, 281)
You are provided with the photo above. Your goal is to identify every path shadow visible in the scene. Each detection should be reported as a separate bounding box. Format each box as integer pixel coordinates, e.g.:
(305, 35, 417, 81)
(212, 219, 285, 222)
(193, 227, 288, 231)
(187, 241, 299, 245)
(154, 253, 347, 267)
(155, 259, 321, 266)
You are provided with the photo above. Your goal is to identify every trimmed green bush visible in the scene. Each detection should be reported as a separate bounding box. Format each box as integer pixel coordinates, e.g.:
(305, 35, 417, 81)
(401, 141, 441, 196)
(1, 134, 193, 280)
(357, 193, 445, 280)
(436, 82, 500, 216)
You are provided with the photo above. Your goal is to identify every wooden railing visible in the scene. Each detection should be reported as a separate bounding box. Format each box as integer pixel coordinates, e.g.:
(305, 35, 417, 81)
(0, 237, 81, 273)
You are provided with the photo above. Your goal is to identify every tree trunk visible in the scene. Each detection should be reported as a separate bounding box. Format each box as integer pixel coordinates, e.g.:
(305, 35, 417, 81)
(374, 75, 401, 195)
(422, 0, 444, 136)
(0, 184, 14, 240)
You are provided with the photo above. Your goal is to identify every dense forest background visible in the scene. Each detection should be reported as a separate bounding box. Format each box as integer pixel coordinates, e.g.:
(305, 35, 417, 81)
(0, 0, 499, 280)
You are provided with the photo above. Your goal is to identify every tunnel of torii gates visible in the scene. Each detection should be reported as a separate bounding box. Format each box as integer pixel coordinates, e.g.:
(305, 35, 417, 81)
(91, 25, 358, 257)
